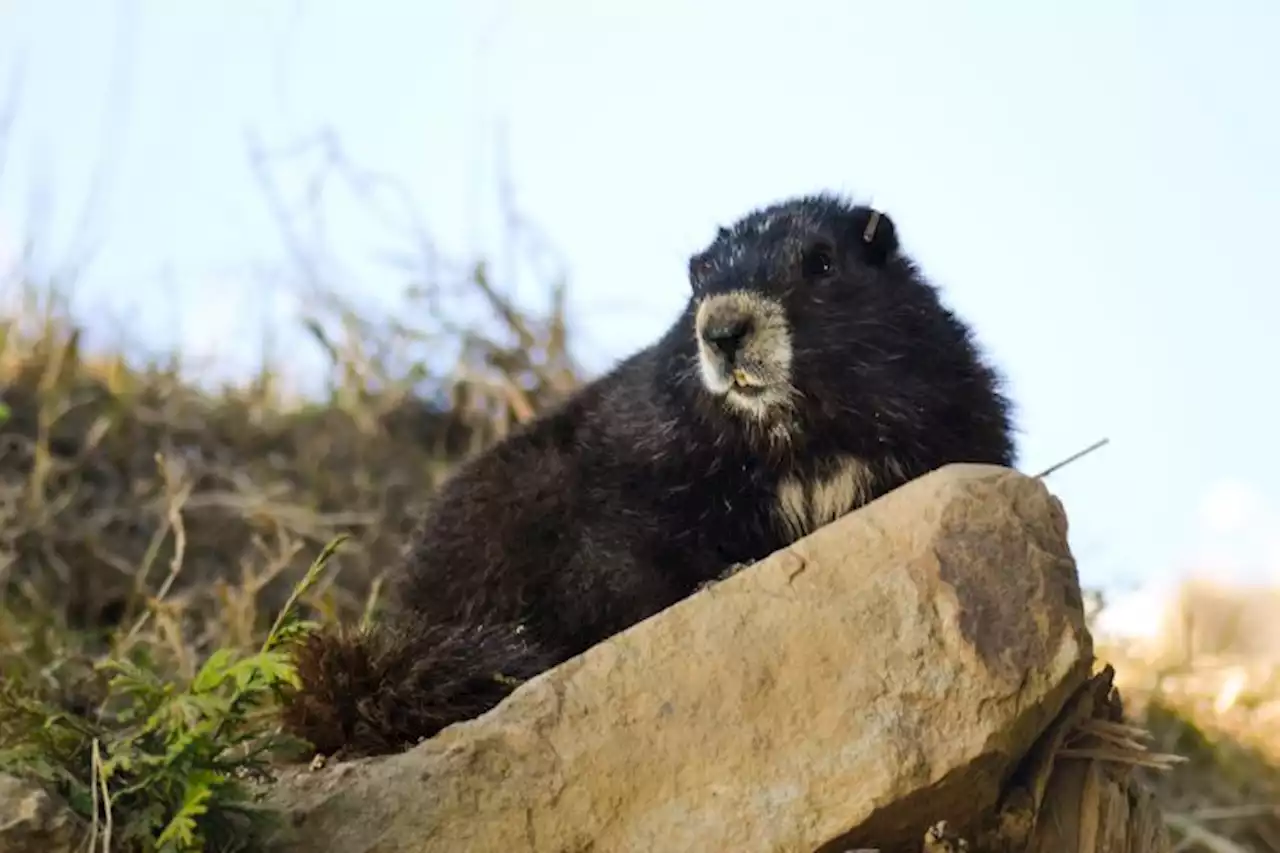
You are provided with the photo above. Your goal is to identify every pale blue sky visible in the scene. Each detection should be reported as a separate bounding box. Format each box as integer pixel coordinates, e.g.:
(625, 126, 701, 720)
(1, 0, 1278, 603)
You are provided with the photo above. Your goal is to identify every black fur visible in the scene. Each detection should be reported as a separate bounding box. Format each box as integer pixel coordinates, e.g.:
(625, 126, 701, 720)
(279, 192, 1017, 758)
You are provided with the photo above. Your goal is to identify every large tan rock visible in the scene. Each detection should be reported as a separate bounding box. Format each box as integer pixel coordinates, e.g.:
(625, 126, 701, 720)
(265, 463, 1093, 853)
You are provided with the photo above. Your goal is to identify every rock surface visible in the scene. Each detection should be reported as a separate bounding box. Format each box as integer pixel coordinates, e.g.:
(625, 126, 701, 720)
(0, 773, 87, 853)
(265, 463, 1093, 853)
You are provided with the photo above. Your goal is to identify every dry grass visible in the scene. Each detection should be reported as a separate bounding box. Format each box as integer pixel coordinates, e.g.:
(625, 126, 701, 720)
(0, 264, 577, 634)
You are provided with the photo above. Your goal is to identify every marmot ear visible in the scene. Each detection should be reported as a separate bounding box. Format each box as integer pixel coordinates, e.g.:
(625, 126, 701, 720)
(851, 206, 898, 266)
(688, 227, 731, 285)
(688, 250, 712, 287)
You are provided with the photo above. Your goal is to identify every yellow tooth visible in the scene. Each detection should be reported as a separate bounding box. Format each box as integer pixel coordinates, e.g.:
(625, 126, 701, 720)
(732, 368, 750, 386)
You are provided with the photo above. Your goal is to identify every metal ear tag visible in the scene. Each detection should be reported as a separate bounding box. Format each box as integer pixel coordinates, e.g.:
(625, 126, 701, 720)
(862, 209, 881, 243)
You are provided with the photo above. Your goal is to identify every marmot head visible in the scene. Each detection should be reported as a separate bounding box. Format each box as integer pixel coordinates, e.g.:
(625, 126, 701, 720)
(685, 193, 905, 423)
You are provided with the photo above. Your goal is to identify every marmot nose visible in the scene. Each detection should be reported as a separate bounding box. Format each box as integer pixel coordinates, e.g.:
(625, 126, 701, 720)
(702, 317, 753, 360)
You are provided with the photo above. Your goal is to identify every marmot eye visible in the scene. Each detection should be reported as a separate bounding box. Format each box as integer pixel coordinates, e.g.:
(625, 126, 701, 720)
(800, 243, 835, 279)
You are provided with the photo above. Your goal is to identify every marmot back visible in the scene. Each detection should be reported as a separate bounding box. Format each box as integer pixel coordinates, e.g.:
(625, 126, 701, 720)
(279, 192, 1017, 758)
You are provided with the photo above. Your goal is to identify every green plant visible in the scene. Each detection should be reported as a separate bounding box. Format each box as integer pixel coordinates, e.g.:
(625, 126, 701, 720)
(0, 535, 346, 853)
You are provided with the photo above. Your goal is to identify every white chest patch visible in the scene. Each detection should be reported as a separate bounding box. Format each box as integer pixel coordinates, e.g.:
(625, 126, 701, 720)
(773, 455, 877, 542)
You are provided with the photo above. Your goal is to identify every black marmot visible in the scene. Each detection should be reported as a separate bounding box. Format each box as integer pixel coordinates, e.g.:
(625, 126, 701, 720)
(279, 192, 1017, 758)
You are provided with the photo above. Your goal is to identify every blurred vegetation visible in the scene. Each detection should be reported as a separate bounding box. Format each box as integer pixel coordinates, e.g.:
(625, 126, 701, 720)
(1092, 596, 1280, 852)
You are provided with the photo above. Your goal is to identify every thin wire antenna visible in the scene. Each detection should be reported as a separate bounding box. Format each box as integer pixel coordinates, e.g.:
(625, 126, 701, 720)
(1034, 437, 1111, 480)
